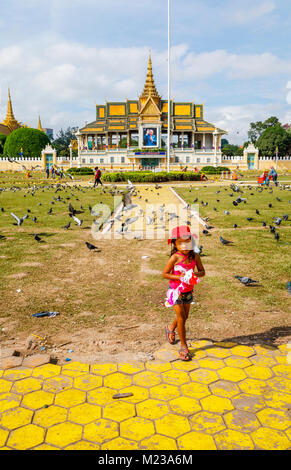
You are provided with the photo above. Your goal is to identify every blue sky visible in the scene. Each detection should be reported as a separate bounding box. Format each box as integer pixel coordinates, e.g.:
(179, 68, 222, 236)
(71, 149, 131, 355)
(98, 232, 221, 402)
(0, 0, 290, 143)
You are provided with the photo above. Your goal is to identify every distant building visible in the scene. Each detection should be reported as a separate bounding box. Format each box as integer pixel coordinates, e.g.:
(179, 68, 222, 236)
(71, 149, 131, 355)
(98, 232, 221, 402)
(0, 89, 23, 136)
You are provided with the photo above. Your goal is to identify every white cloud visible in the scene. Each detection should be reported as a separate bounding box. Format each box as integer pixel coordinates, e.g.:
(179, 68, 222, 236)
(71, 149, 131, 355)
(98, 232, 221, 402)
(0, 38, 290, 138)
(230, 1, 276, 24)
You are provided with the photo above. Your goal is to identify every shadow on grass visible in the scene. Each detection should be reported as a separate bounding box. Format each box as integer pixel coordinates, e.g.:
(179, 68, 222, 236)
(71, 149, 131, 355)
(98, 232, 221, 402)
(194, 326, 291, 351)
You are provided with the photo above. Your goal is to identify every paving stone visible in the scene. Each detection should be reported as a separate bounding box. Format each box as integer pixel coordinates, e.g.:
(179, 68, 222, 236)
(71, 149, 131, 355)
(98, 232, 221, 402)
(84, 419, 119, 443)
(46, 422, 82, 447)
(8, 424, 45, 450)
(140, 435, 177, 450)
(101, 437, 139, 450)
(214, 429, 254, 450)
(178, 431, 217, 450)
(22, 354, 50, 368)
(224, 409, 261, 432)
(251, 427, 290, 450)
(120, 417, 155, 441)
(190, 411, 226, 434)
(0, 356, 23, 370)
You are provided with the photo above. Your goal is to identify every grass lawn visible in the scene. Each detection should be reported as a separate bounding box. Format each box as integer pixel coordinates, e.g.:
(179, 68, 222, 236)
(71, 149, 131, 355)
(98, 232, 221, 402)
(174, 182, 291, 340)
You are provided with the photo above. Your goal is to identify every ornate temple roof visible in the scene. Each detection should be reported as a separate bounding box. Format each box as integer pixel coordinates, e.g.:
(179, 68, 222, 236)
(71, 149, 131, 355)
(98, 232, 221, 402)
(38, 115, 44, 132)
(139, 52, 161, 106)
(2, 89, 21, 132)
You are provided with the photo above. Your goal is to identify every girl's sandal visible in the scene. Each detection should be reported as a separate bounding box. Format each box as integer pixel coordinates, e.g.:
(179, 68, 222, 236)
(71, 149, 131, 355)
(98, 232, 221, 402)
(165, 326, 176, 345)
(179, 348, 191, 361)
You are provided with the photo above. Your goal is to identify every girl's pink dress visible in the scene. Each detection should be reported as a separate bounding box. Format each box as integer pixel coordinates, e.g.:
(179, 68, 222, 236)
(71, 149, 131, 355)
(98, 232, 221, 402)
(164, 252, 200, 307)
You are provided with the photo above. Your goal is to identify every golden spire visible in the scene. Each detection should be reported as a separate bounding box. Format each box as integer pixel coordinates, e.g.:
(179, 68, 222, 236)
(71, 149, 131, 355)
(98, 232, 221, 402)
(139, 51, 161, 105)
(38, 115, 44, 132)
(2, 88, 21, 132)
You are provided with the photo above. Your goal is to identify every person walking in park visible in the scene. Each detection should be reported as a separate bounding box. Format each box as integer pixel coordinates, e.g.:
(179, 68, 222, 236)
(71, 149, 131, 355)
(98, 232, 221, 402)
(162, 225, 205, 361)
(94, 166, 103, 187)
(269, 166, 278, 186)
(46, 167, 49, 178)
(51, 165, 55, 179)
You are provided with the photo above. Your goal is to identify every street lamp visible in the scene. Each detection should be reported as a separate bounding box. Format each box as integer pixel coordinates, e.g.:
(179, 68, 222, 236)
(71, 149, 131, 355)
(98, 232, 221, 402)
(167, 0, 171, 173)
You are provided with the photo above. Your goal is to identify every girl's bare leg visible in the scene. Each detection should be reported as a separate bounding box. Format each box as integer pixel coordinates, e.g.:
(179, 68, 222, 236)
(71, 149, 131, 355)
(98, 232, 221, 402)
(172, 304, 188, 349)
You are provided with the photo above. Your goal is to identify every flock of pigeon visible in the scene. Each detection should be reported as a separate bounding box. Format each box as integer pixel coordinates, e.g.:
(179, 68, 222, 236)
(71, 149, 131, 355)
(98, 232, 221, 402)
(192, 181, 291, 288)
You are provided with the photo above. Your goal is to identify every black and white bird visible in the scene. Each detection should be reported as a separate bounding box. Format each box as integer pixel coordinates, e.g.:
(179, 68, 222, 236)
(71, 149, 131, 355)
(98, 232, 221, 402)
(70, 215, 83, 226)
(10, 212, 28, 226)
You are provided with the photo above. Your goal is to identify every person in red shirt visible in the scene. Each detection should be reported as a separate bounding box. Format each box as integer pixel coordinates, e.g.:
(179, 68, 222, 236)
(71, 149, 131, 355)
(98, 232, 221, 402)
(94, 167, 103, 187)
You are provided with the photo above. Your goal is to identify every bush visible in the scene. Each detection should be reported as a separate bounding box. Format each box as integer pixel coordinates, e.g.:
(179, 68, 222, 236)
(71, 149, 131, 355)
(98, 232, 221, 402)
(67, 167, 94, 175)
(102, 171, 201, 183)
(201, 166, 229, 174)
(4, 128, 50, 159)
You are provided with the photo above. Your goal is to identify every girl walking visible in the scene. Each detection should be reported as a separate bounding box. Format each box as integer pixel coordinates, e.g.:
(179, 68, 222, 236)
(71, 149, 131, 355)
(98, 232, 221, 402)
(162, 225, 205, 361)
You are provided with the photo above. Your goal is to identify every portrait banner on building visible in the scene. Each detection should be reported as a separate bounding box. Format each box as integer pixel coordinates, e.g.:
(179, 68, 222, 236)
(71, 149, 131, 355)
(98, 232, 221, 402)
(143, 127, 158, 147)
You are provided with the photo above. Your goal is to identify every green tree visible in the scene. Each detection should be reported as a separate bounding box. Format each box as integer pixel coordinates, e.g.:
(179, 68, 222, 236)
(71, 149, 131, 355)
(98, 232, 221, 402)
(52, 127, 77, 157)
(0, 134, 7, 155)
(4, 128, 50, 159)
(222, 144, 243, 156)
(248, 116, 280, 143)
(221, 138, 229, 149)
(256, 125, 291, 157)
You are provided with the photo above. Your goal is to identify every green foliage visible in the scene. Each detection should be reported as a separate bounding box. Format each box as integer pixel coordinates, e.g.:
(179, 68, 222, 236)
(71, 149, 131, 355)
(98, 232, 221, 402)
(222, 144, 243, 156)
(3, 128, 50, 159)
(102, 171, 201, 183)
(67, 167, 94, 175)
(52, 127, 77, 157)
(256, 124, 291, 157)
(0, 134, 7, 154)
(201, 166, 230, 174)
(248, 116, 280, 144)
(221, 138, 229, 149)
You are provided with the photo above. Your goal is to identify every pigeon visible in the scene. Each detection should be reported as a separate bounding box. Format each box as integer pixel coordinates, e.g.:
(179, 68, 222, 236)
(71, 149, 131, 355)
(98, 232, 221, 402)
(32, 216, 37, 223)
(0, 207, 4, 212)
(67, 173, 74, 180)
(202, 229, 209, 235)
(63, 222, 71, 230)
(225, 211, 230, 215)
(274, 232, 279, 241)
(276, 197, 281, 202)
(274, 218, 282, 226)
(287, 282, 291, 296)
(233, 201, 238, 206)
(124, 216, 138, 225)
(85, 241, 100, 251)
(283, 214, 289, 221)
(219, 236, 233, 245)
(47, 208, 52, 214)
(233, 224, 237, 228)
(34, 234, 42, 242)
(10, 212, 28, 226)
(194, 245, 203, 255)
(70, 215, 83, 226)
(234, 276, 258, 286)
(255, 209, 260, 215)
(269, 225, 276, 233)
(247, 218, 253, 221)
(269, 204, 272, 208)
(262, 221, 266, 227)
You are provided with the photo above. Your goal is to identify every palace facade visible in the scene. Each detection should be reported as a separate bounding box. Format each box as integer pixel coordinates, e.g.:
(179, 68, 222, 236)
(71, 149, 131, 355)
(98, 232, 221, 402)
(75, 54, 227, 170)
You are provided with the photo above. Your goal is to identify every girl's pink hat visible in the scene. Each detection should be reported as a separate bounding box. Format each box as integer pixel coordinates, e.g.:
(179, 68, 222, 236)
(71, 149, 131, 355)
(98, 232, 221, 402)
(168, 225, 197, 244)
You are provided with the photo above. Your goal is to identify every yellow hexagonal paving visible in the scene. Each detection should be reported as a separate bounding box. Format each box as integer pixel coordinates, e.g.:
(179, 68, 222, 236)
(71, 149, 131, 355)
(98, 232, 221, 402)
(22, 390, 55, 410)
(230, 345, 255, 357)
(0, 428, 9, 447)
(225, 356, 252, 368)
(90, 363, 118, 376)
(65, 441, 100, 450)
(0, 392, 21, 413)
(224, 410, 260, 432)
(103, 401, 135, 422)
(263, 390, 291, 410)
(245, 365, 273, 380)
(136, 399, 169, 419)
(267, 376, 291, 393)
(87, 386, 117, 406)
(218, 366, 247, 382)
(251, 427, 290, 450)
(161, 369, 190, 386)
(169, 396, 201, 415)
(200, 395, 234, 414)
(120, 417, 155, 441)
(32, 364, 61, 380)
(0, 378, 12, 393)
(250, 355, 277, 368)
(104, 372, 132, 389)
(54, 388, 86, 408)
(190, 368, 219, 384)
(231, 393, 265, 413)
(83, 419, 119, 443)
(172, 360, 199, 371)
(8, 424, 45, 450)
(205, 347, 231, 359)
(178, 431, 217, 450)
(190, 411, 225, 434)
(257, 408, 291, 430)
(150, 383, 180, 401)
(0, 407, 33, 430)
(33, 405, 68, 427)
(215, 429, 254, 450)
(272, 364, 291, 379)
(3, 367, 32, 381)
(140, 434, 177, 450)
(61, 361, 89, 377)
(73, 373, 102, 391)
(198, 357, 225, 370)
(46, 422, 82, 448)
(133, 370, 161, 387)
(11, 377, 42, 394)
(118, 363, 145, 374)
(101, 437, 139, 450)
(145, 362, 172, 373)
(43, 375, 73, 393)
(209, 380, 240, 398)
(155, 413, 191, 438)
(239, 378, 269, 395)
(181, 381, 210, 399)
(118, 385, 149, 403)
(68, 403, 102, 424)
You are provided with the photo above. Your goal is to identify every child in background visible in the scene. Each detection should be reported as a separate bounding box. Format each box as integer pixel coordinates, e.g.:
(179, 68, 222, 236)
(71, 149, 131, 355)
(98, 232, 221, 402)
(162, 225, 205, 361)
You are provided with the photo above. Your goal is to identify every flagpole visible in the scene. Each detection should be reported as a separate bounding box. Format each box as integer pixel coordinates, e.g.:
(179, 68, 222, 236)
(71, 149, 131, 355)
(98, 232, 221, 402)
(167, 0, 170, 173)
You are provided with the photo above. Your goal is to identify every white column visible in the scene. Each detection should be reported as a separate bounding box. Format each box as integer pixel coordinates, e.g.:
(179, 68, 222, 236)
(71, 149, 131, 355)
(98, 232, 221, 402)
(202, 133, 206, 151)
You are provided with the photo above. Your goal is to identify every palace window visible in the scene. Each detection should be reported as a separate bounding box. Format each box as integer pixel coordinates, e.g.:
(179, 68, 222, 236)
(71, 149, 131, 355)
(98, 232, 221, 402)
(90, 158, 94, 163)
(121, 157, 125, 163)
(175, 156, 179, 162)
(82, 158, 86, 163)
(207, 158, 211, 163)
(197, 158, 200, 163)
(186, 156, 190, 163)
(100, 158, 104, 163)
(110, 157, 114, 163)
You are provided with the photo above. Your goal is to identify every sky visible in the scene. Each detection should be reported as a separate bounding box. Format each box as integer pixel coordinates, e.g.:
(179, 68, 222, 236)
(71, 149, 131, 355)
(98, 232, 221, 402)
(0, 0, 290, 144)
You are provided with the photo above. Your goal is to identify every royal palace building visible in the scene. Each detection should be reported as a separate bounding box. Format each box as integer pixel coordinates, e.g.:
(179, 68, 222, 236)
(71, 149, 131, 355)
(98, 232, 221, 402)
(75, 54, 227, 170)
